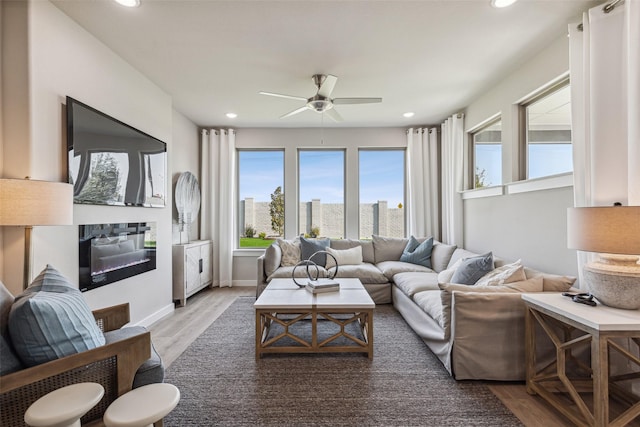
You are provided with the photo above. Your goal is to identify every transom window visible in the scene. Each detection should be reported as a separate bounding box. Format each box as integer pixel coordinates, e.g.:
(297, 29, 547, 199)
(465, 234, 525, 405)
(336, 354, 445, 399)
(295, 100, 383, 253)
(472, 118, 502, 188)
(522, 80, 572, 179)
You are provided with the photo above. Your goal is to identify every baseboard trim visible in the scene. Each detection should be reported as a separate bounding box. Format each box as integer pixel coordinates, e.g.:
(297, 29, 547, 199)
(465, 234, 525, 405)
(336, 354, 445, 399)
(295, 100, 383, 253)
(233, 280, 256, 287)
(134, 303, 175, 328)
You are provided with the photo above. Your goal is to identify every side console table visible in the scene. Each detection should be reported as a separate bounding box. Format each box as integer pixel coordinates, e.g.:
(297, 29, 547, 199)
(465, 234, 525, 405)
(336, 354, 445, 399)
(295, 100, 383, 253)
(172, 240, 213, 306)
(523, 293, 640, 427)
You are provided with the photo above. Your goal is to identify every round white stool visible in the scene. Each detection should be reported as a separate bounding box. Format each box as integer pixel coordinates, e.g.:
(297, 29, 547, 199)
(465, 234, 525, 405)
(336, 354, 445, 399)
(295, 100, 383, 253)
(24, 382, 105, 427)
(103, 383, 180, 427)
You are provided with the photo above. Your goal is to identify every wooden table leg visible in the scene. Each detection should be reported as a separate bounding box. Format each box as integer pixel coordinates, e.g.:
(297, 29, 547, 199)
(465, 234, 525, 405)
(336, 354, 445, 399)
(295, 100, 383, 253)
(592, 334, 609, 426)
(525, 306, 536, 395)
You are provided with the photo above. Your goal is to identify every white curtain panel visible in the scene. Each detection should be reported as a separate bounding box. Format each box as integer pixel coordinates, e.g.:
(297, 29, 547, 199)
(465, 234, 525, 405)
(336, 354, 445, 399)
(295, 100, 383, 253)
(570, 0, 640, 207)
(200, 129, 236, 287)
(406, 128, 440, 240)
(440, 114, 464, 247)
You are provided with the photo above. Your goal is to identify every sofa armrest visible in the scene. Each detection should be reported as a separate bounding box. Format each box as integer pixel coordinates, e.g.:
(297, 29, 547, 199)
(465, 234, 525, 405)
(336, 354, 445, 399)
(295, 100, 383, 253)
(93, 303, 130, 332)
(257, 254, 267, 285)
(450, 291, 528, 380)
(0, 330, 151, 426)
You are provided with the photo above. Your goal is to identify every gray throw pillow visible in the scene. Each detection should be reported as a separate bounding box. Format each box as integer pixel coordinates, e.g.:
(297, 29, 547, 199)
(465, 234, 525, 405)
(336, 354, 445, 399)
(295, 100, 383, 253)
(400, 236, 433, 268)
(9, 265, 106, 367)
(300, 237, 330, 266)
(450, 252, 494, 285)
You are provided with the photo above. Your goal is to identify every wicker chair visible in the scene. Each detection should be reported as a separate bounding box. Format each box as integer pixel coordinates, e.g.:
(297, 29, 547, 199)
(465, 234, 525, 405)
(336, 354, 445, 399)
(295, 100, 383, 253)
(0, 303, 155, 427)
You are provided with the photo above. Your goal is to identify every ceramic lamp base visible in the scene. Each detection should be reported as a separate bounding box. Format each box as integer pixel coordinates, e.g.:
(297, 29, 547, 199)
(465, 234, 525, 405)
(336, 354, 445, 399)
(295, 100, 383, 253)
(583, 257, 640, 310)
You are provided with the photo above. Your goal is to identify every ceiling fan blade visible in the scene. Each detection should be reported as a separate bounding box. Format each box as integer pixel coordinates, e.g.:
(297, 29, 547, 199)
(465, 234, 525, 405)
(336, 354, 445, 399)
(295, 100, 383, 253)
(317, 75, 338, 98)
(325, 108, 343, 123)
(259, 91, 307, 102)
(333, 97, 382, 105)
(280, 106, 309, 119)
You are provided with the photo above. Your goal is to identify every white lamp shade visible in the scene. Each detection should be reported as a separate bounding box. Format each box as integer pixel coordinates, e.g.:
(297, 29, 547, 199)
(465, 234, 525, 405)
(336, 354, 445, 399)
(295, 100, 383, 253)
(567, 206, 640, 255)
(0, 179, 73, 226)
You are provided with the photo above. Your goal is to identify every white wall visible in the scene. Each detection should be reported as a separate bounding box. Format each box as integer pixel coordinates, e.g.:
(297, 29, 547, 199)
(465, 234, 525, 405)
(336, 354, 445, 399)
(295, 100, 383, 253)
(462, 34, 578, 277)
(1, 0, 176, 324)
(232, 127, 407, 283)
(171, 110, 200, 244)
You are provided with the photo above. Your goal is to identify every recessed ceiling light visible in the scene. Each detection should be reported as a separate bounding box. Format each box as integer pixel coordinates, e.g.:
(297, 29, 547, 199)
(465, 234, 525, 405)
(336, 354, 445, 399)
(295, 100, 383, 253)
(226, 113, 238, 119)
(491, 0, 518, 8)
(403, 112, 415, 118)
(114, 0, 140, 7)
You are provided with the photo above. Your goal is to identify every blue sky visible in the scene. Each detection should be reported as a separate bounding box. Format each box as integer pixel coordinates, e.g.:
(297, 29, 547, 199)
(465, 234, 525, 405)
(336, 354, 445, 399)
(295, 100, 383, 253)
(238, 150, 405, 205)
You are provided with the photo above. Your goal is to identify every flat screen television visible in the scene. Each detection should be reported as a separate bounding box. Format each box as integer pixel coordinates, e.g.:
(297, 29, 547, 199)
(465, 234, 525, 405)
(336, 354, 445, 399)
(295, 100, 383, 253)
(79, 222, 157, 292)
(67, 97, 167, 207)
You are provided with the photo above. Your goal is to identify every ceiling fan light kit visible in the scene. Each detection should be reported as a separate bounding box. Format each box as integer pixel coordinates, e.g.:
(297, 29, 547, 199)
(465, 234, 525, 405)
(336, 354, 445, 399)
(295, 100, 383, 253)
(260, 74, 381, 122)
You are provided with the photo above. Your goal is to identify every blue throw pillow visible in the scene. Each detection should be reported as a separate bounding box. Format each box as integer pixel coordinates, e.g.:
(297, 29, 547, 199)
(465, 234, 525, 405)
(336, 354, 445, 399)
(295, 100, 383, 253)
(300, 237, 330, 266)
(450, 252, 495, 285)
(9, 265, 106, 367)
(400, 236, 433, 268)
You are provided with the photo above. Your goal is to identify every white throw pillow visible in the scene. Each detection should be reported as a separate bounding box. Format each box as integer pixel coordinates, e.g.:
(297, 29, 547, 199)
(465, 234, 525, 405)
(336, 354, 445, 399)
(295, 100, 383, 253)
(325, 246, 363, 269)
(475, 260, 526, 286)
(437, 259, 462, 284)
(277, 239, 300, 267)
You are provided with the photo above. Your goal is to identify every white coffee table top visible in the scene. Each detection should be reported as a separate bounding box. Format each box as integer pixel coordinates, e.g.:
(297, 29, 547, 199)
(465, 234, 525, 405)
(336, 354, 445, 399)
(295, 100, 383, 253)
(255, 278, 374, 310)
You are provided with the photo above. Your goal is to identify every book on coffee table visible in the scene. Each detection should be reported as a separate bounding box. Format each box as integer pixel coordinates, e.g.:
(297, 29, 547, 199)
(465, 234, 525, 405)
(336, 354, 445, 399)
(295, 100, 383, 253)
(305, 279, 340, 294)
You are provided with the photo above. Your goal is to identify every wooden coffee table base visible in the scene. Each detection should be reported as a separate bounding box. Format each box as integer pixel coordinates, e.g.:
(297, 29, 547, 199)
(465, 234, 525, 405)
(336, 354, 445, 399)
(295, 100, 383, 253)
(255, 307, 374, 360)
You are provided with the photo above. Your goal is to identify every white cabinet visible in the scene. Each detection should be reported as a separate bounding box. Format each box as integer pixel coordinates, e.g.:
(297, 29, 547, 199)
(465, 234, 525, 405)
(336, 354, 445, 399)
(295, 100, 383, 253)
(172, 240, 213, 306)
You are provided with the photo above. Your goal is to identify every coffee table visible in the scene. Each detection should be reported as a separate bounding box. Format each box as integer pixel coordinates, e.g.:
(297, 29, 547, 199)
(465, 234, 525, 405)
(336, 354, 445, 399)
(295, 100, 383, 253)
(255, 278, 375, 360)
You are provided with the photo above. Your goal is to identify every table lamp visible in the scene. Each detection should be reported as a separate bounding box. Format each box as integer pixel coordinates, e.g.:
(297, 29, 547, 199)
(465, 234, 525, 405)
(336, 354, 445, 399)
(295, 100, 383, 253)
(567, 206, 640, 309)
(0, 178, 73, 289)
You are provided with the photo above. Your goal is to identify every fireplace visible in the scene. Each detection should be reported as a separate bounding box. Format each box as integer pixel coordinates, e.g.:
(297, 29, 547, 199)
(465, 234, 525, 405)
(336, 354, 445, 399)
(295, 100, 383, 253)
(78, 222, 157, 291)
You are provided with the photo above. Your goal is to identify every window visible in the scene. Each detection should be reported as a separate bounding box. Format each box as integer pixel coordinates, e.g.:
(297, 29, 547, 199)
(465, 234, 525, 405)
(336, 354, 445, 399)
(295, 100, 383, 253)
(522, 81, 572, 179)
(359, 150, 405, 239)
(237, 150, 284, 248)
(298, 150, 344, 239)
(472, 118, 502, 188)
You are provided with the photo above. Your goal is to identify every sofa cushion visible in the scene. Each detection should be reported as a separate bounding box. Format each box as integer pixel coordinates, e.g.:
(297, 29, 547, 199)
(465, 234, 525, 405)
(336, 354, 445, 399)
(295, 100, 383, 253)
(325, 246, 363, 269)
(450, 252, 494, 285)
(330, 239, 375, 264)
(372, 235, 409, 263)
(437, 259, 462, 284)
(475, 260, 526, 286)
(393, 272, 440, 297)
(437, 276, 544, 339)
(413, 290, 444, 330)
(9, 265, 106, 367)
(431, 242, 457, 272)
(447, 248, 480, 270)
(377, 261, 433, 280)
(0, 281, 23, 375)
(264, 243, 282, 277)
(327, 263, 388, 284)
(277, 238, 300, 266)
(268, 265, 328, 282)
(300, 237, 330, 265)
(524, 267, 577, 292)
(400, 236, 433, 268)
(104, 326, 164, 388)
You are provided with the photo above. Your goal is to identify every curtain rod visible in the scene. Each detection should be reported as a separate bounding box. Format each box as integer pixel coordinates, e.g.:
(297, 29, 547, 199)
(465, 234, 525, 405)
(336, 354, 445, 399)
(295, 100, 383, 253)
(576, 0, 622, 31)
(603, 0, 622, 14)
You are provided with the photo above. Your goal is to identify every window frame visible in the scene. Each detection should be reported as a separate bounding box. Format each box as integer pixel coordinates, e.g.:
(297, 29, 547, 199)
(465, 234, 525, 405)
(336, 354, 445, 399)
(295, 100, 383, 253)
(297, 148, 346, 239)
(468, 115, 502, 189)
(357, 148, 407, 239)
(518, 76, 571, 181)
(236, 148, 285, 249)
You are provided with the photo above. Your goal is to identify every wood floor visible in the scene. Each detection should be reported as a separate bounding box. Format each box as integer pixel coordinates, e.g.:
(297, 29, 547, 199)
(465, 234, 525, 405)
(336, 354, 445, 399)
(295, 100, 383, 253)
(149, 286, 618, 427)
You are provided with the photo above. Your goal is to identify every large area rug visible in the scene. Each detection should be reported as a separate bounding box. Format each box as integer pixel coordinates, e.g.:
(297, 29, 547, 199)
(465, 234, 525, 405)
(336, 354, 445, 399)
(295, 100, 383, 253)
(164, 297, 522, 426)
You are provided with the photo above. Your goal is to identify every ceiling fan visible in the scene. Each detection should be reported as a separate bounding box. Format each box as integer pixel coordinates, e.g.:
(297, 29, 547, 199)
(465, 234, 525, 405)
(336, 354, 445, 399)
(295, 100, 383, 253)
(259, 74, 382, 122)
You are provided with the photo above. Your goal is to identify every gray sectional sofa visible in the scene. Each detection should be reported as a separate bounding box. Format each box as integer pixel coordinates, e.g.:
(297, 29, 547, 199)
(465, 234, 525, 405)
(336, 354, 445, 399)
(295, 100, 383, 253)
(256, 235, 576, 381)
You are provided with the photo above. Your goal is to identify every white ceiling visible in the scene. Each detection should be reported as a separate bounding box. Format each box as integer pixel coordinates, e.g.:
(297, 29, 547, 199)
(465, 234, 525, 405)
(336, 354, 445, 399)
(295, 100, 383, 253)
(51, 0, 598, 128)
